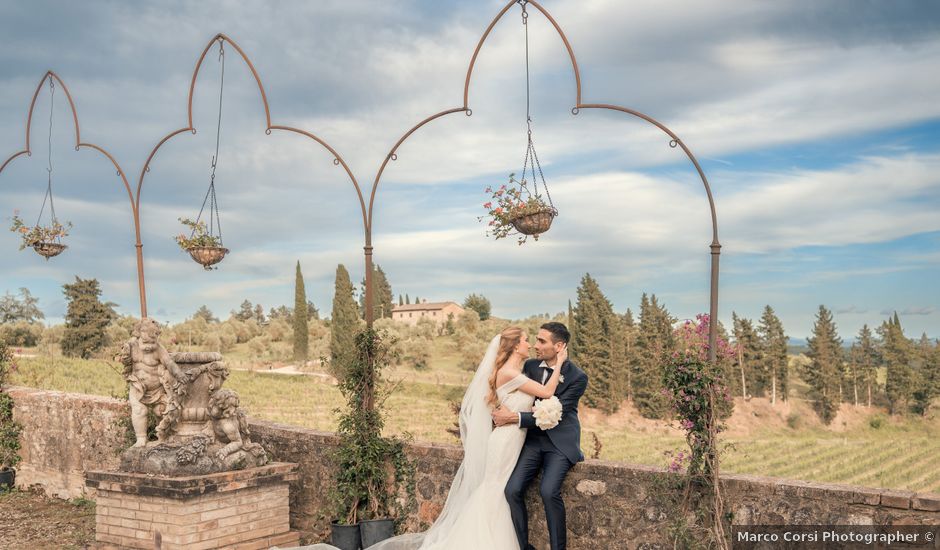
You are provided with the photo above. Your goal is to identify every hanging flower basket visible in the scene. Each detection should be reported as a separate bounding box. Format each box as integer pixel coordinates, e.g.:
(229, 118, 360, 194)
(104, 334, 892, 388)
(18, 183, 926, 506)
(479, 174, 557, 245)
(9, 214, 72, 259)
(175, 217, 227, 270)
(32, 242, 68, 259)
(186, 245, 229, 270)
(509, 206, 557, 236)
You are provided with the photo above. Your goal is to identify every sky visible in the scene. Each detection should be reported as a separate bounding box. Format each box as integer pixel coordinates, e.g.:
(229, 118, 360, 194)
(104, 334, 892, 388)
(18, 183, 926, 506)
(0, 0, 938, 342)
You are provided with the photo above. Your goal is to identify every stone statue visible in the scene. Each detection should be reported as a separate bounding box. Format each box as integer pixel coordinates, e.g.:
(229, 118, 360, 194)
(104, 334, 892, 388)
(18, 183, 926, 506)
(206, 389, 267, 469)
(117, 318, 189, 447)
(117, 318, 268, 475)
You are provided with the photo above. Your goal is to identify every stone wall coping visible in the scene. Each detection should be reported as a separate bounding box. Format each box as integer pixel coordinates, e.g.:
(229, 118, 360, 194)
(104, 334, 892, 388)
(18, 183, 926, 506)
(85, 462, 298, 499)
(8, 385, 128, 410)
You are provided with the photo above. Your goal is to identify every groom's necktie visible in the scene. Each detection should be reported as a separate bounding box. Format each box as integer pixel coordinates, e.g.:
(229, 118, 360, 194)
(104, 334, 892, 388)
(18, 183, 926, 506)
(541, 367, 553, 385)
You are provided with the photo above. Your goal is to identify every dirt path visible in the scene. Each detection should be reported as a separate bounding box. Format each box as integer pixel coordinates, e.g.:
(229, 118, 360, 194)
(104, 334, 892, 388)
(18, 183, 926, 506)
(0, 488, 95, 549)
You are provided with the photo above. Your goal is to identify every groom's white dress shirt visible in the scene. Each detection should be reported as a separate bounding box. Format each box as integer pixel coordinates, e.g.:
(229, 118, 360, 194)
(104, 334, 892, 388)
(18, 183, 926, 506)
(517, 360, 552, 427)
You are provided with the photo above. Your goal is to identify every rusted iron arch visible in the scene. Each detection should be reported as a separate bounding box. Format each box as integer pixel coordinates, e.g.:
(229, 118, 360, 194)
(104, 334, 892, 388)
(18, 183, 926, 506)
(1, 71, 80, 173)
(0, 71, 148, 318)
(364, 1, 722, 364)
(575, 103, 722, 358)
(369, 0, 581, 226)
(136, 33, 368, 235)
(462, 0, 582, 109)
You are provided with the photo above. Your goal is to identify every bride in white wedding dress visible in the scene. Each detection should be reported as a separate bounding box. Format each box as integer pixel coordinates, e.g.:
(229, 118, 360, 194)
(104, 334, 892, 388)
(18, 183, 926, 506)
(296, 326, 564, 550)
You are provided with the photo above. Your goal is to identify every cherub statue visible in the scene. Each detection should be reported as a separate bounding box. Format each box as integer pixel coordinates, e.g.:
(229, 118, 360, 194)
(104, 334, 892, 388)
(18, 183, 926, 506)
(208, 389, 268, 468)
(117, 318, 189, 447)
(206, 389, 267, 469)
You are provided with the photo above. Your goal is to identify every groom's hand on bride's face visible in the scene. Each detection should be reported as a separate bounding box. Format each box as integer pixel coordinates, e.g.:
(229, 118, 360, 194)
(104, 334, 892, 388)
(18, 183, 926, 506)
(492, 406, 518, 427)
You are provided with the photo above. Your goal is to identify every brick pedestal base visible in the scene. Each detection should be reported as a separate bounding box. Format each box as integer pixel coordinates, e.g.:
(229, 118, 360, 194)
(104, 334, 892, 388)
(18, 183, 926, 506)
(85, 462, 300, 550)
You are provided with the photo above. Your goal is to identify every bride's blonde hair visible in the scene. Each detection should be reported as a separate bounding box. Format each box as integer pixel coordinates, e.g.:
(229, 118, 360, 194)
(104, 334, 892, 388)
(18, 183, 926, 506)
(486, 326, 525, 408)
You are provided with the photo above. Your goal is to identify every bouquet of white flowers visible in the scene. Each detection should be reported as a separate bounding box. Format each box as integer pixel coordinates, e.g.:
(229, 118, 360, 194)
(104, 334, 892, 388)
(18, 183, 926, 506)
(532, 395, 563, 430)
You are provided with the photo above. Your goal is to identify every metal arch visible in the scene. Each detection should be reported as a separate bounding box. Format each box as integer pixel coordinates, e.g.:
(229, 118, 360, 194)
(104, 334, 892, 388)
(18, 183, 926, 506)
(575, 103, 722, 360)
(187, 34, 272, 131)
(0, 71, 148, 318)
(1, 71, 81, 172)
(137, 33, 367, 225)
(365, 1, 722, 362)
(136, 33, 369, 323)
(463, 0, 582, 109)
(365, 0, 584, 327)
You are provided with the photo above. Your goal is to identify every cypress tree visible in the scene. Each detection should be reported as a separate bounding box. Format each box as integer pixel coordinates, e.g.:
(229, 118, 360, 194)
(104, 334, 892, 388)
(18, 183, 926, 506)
(632, 293, 675, 418)
(731, 313, 761, 398)
(569, 274, 620, 413)
(60, 277, 117, 359)
(805, 305, 842, 424)
(880, 313, 916, 414)
(359, 265, 394, 319)
(915, 341, 940, 416)
(849, 325, 880, 408)
(293, 261, 309, 361)
(331, 264, 361, 380)
(757, 305, 789, 404)
(405, 294, 410, 305)
(399, 294, 404, 307)
(620, 308, 636, 400)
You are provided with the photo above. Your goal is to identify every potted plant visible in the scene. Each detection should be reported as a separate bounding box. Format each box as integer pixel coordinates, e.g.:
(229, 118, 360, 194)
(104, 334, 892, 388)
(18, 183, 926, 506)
(9, 214, 72, 259)
(479, 173, 557, 245)
(329, 328, 417, 550)
(174, 217, 228, 270)
(0, 341, 23, 492)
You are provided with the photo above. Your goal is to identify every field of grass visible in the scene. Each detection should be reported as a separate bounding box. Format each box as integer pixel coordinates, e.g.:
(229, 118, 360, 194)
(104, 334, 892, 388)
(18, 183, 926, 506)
(9, 348, 940, 494)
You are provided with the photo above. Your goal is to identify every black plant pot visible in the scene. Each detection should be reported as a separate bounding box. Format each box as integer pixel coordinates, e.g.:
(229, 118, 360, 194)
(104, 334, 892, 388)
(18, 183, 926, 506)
(331, 521, 361, 550)
(359, 518, 395, 548)
(0, 467, 15, 493)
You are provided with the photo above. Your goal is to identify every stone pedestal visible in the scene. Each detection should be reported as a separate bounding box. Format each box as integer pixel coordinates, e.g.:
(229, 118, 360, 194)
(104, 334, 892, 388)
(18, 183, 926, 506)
(85, 462, 300, 550)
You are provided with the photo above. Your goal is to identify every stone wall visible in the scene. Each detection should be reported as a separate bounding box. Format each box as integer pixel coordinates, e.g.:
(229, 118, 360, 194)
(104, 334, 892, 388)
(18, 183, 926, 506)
(9, 386, 940, 548)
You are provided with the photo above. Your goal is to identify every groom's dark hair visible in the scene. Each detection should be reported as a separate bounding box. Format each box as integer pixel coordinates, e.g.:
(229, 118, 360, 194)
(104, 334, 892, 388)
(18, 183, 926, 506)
(540, 322, 570, 344)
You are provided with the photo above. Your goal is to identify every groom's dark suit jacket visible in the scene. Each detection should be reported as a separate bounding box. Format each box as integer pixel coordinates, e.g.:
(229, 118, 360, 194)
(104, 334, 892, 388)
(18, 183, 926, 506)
(518, 358, 588, 464)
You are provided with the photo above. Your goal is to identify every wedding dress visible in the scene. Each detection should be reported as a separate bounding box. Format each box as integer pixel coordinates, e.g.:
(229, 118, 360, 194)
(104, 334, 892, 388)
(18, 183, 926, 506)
(294, 334, 532, 550)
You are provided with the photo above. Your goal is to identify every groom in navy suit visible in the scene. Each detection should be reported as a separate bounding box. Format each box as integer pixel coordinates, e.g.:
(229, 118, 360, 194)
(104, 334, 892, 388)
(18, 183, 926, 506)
(492, 322, 588, 550)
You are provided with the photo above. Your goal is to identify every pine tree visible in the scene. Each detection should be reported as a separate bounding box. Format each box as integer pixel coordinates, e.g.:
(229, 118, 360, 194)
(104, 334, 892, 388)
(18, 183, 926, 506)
(880, 313, 916, 414)
(253, 304, 266, 324)
(0, 288, 44, 324)
(849, 325, 880, 408)
(757, 305, 788, 404)
(233, 300, 254, 321)
(193, 305, 218, 323)
(805, 305, 842, 424)
(60, 277, 117, 359)
(569, 274, 621, 413)
(331, 264, 361, 380)
(632, 293, 675, 418)
(293, 261, 309, 361)
(463, 294, 492, 321)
